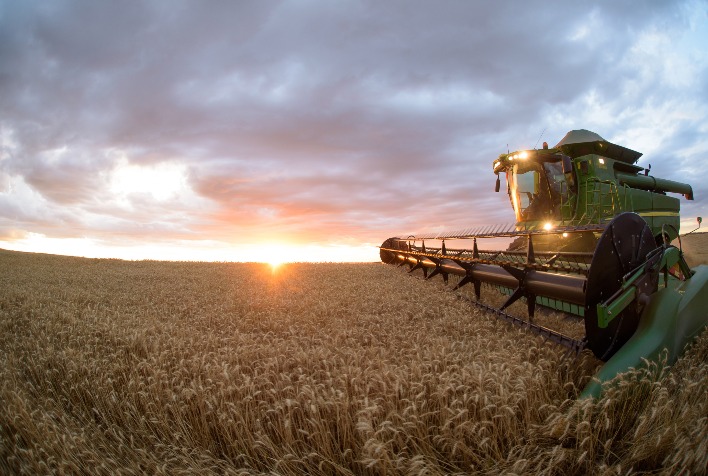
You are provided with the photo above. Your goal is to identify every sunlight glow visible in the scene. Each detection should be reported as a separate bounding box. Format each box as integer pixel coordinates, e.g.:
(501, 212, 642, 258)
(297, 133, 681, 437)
(267, 260, 283, 272)
(260, 244, 292, 268)
(0, 233, 380, 263)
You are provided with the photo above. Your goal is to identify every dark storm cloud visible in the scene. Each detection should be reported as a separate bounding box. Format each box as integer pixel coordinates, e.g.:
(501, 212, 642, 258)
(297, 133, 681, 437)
(1, 0, 706, 250)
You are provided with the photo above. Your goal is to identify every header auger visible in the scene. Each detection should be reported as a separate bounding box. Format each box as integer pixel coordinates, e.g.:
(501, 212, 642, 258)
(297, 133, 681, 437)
(380, 130, 708, 398)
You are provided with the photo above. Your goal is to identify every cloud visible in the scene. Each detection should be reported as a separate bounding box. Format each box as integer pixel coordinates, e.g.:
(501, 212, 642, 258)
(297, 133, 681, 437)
(1, 0, 707, 259)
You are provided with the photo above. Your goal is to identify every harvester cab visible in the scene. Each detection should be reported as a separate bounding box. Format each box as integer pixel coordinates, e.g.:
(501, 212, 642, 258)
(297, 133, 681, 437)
(380, 129, 707, 398)
(493, 129, 693, 244)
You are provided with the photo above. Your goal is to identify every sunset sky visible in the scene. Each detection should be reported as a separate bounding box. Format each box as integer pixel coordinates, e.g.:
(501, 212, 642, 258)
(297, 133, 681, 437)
(1, 0, 707, 262)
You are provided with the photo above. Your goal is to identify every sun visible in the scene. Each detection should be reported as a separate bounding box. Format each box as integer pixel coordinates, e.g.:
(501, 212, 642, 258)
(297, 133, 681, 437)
(258, 244, 292, 271)
(266, 257, 285, 271)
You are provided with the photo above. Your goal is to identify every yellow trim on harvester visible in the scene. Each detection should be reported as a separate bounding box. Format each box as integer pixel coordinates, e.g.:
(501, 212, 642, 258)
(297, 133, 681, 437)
(638, 211, 680, 217)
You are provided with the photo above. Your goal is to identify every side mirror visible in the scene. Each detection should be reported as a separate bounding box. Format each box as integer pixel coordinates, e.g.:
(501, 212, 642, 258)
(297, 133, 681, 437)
(687, 216, 702, 235)
(562, 155, 573, 174)
(495, 174, 501, 192)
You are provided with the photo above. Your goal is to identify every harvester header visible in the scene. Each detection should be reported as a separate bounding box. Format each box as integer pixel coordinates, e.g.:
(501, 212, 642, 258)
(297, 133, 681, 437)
(380, 129, 707, 398)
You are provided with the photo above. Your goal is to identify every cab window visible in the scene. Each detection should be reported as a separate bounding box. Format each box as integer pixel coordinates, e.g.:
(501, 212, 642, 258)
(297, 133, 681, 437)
(507, 161, 562, 222)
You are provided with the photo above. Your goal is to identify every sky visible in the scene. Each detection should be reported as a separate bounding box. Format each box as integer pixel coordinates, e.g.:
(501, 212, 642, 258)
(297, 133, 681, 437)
(1, 0, 707, 262)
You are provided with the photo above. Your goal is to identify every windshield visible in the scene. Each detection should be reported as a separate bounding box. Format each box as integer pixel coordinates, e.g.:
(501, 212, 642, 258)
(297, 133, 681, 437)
(507, 161, 563, 223)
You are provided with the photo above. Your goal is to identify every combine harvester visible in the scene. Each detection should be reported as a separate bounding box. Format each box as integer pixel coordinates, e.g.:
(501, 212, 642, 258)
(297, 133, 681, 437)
(380, 130, 707, 398)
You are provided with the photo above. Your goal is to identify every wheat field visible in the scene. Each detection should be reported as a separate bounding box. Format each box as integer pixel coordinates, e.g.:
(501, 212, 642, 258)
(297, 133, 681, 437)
(1, 248, 706, 475)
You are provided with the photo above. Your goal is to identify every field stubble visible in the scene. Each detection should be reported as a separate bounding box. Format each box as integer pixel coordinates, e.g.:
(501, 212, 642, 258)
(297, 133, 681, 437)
(0, 249, 706, 475)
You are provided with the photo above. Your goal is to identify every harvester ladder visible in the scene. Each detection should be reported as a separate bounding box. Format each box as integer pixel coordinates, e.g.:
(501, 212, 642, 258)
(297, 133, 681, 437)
(579, 178, 620, 224)
(558, 181, 574, 225)
(621, 183, 635, 212)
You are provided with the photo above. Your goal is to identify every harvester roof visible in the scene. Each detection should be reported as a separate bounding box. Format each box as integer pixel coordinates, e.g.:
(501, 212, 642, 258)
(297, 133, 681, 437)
(554, 129, 643, 164)
(554, 129, 605, 146)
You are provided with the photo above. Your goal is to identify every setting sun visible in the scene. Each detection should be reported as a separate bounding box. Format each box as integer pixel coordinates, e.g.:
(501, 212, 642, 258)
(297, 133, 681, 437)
(263, 246, 289, 270)
(267, 260, 283, 271)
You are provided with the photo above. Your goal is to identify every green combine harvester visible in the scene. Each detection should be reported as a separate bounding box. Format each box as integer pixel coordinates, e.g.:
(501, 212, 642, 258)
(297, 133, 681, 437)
(380, 130, 707, 398)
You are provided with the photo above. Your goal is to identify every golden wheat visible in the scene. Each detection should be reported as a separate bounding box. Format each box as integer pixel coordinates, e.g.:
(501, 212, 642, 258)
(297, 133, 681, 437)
(0, 249, 706, 475)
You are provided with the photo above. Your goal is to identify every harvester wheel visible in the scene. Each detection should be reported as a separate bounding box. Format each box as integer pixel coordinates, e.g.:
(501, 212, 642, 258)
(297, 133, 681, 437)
(584, 213, 659, 360)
